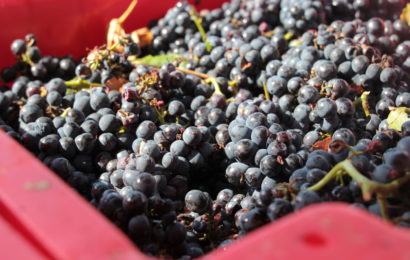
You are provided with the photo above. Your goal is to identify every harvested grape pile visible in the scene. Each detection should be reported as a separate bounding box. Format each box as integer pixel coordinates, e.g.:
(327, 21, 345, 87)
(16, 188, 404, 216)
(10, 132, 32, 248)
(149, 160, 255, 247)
(1, 0, 410, 258)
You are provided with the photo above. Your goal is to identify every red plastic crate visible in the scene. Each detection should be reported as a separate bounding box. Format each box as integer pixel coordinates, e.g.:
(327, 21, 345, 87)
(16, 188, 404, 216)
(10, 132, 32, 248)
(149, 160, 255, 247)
(1, 1, 410, 259)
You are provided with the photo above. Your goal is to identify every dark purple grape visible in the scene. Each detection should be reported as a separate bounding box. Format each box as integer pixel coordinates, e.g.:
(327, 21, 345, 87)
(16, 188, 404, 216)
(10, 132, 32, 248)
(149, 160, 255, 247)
(267, 198, 293, 221)
(185, 190, 210, 214)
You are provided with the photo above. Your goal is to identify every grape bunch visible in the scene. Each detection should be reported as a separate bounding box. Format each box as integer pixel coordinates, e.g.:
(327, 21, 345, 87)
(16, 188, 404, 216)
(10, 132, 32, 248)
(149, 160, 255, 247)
(1, 0, 410, 258)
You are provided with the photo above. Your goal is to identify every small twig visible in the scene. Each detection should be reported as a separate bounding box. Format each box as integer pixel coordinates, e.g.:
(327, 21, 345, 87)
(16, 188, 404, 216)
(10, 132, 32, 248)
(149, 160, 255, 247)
(228, 77, 238, 96)
(377, 195, 390, 221)
(263, 82, 270, 101)
(205, 77, 224, 96)
(65, 78, 102, 90)
(190, 9, 212, 52)
(118, 0, 138, 24)
(284, 32, 294, 41)
(21, 53, 34, 66)
(60, 107, 71, 118)
(176, 67, 209, 79)
(360, 91, 371, 117)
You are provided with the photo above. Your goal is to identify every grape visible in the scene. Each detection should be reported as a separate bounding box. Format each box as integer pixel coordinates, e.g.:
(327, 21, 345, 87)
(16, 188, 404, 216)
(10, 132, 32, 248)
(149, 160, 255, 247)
(267, 198, 293, 221)
(306, 168, 326, 184)
(315, 98, 337, 118)
(225, 162, 248, 186)
(366, 63, 382, 81)
(366, 17, 385, 37)
(168, 100, 185, 116)
(371, 164, 394, 183)
(20, 104, 44, 123)
(331, 186, 353, 203)
(238, 207, 267, 232)
(183, 126, 202, 146)
(133, 172, 155, 196)
(380, 67, 398, 84)
(135, 155, 155, 173)
(376, 98, 395, 118)
(259, 155, 280, 178)
(139, 140, 160, 159)
(303, 130, 321, 147)
(294, 190, 321, 210)
(73, 96, 91, 115)
(128, 215, 152, 243)
(297, 85, 319, 104)
(395, 93, 410, 107)
(80, 120, 99, 136)
(38, 135, 59, 155)
(123, 191, 147, 215)
(90, 92, 110, 111)
(305, 154, 332, 172)
(185, 190, 210, 214)
(312, 60, 337, 80)
(332, 128, 356, 146)
(251, 126, 269, 148)
(11, 39, 26, 55)
(234, 139, 257, 163)
(50, 157, 74, 179)
(397, 137, 410, 156)
(351, 55, 369, 74)
(165, 222, 186, 245)
(401, 121, 410, 136)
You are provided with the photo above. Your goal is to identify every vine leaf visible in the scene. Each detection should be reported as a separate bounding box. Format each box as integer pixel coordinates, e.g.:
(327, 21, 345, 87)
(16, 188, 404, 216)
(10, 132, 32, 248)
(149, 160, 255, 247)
(130, 54, 182, 67)
(130, 27, 153, 48)
(106, 77, 128, 91)
(387, 107, 410, 131)
(350, 83, 364, 94)
(312, 137, 332, 151)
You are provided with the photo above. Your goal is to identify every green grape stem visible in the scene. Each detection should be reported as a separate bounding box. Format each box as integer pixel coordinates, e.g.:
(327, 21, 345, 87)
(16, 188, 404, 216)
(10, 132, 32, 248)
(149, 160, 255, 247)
(377, 195, 390, 221)
(65, 78, 102, 90)
(205, 77, 224, 97)
(21, 53, 35, 66)
(228, 77, 239, 96)
(190, 10, 212, 52)
(308, 160, 410, 203)
(308, 158, 410, 221)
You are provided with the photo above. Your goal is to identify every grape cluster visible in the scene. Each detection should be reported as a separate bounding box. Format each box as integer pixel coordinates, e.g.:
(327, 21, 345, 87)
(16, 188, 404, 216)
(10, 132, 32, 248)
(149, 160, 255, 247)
(329, 0, 406, 21)
(1, 0, 410, 258)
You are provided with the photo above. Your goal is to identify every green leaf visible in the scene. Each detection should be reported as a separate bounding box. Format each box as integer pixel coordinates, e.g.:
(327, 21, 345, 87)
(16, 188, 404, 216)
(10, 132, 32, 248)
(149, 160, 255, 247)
(400, 4, 410, 26)
(387, 107, 410, 131)
(131, 53, 182, 67)
(178, 60, 188, 69)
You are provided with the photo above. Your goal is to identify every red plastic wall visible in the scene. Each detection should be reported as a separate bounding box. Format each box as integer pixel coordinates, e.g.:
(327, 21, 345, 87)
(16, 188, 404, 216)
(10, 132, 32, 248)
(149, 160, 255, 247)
(1, 0, 410, 259)
(0, 0, 228, 70)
